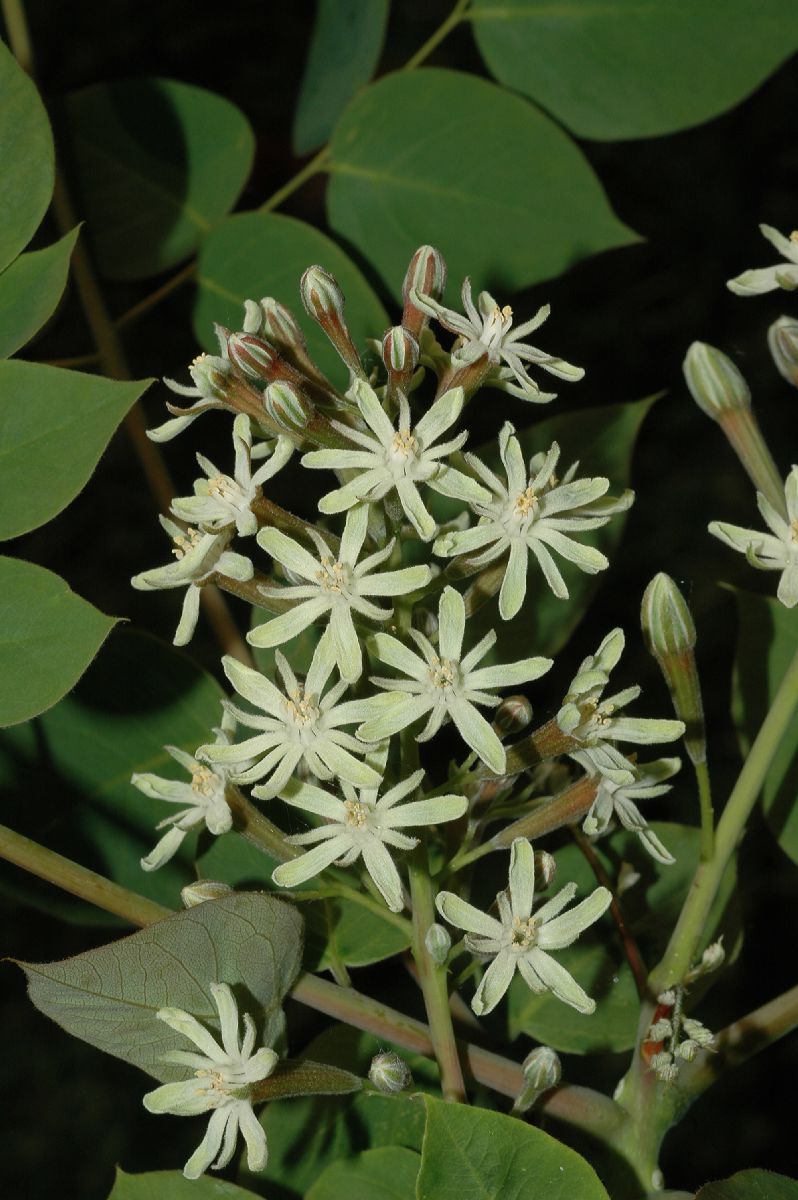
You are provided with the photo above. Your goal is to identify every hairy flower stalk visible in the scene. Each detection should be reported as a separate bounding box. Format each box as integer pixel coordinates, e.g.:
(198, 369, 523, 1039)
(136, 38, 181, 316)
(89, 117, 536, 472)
(251, 503, 430, 681)
(143, 983, 276, 1178)
(435, 422, 632, 616)
(357, 585, 552, 774)
(436, 837, 611, 1015)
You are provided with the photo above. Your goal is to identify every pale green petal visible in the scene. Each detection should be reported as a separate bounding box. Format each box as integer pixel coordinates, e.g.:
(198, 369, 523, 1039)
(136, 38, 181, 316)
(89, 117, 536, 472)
(448, 695, 505, 774)
(143, 1079, 210, 1117)
(279, 778, 345, 820)
(384, 793, 467, 828)
(156, 1007, 224, 1061)
(438, 586, 466, 661)
(524, 948, 595, 1014)
(396, 478, 436, 541)
(358, 563, 431, 596)
(272, 835, 352, 887)
(467, 655, 552, 691)
(372, 632, 428, 681)
(429, 466, 491, 505)
(140, 826, 187, 872)
(174, 586, 201, 646)
(537, 886, 611, 950)
(777, 563, 798, 608)
(183, 1107, 230, 1179)
(316, 740, 382, 787)
(340, 502, 369, 564)
(435, 890, 503, 939)
(329, 605, 361, 682)
(608, 717, 685, 745)
(414, 385, 464, 445)
(357, 693, 432, 741)
(238, 1101, 269, 1172)
(508, 837, 535, 921)
(499, 539, 528, 620)
(248, 596, 330, 648)
(533, 880, 578, 926)
(351, 377, 396, 446)
(433, 524, 499, 559)
(472, 951, 517, 1016)
(222, 655, 285, 716)
(257, 528, 320, 580)
(362, 838, 404, 912)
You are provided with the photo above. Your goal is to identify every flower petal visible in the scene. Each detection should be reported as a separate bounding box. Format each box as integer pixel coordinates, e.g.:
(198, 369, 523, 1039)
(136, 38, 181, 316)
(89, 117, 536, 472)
(435, 890, 503, 939)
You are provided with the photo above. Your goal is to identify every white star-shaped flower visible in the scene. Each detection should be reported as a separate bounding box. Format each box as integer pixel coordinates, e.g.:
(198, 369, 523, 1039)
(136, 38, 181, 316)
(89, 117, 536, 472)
(131, 517, 254, 646)
(250, 503, 431, 682)
(436, 838, 611, 1015)
(171, 414, 293, 537)
(143, 983, 276, 1179)
(198, 632, 379, 799)
(556, 629, 685, 783)
(572, 751, 680, 865)
(434, 422, 633, 617)
(413, 278, 583, 402)
(132, 719, 250, 871)
(727, 225, 798, 296)
(709, 466, 798, 608)
(356, 585, 552, 774)
(271, 771, 467, 912)
(300, 380, 489, 541)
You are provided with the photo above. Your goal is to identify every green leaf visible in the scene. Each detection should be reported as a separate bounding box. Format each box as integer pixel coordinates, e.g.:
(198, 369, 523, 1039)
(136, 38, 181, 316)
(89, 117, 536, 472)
(417, 1096, 610, 1199)
(108, 1166, 262, 1200)
(65, 77, 255, 279)
(0, 361, 152, 539)
(732, 591, 798, 865)
(198, 832, 411, 968)
(17, 891, 303, 1081)
(0, 629, 224, 919)
(307, 1147, 420, 1200)
(696, 1169, 798, 1199)
(0, 41, 54, 273)
(507, 823, 738, 1052)
(240, 1025, 435, 1198)
(0, 227, 79, 357)
(293, 0, 389, 155)
(194, 211, 389, 387)
(471, 0, 798, 141)
(326, 69, 636, 300)
(0, 557, 117, 727)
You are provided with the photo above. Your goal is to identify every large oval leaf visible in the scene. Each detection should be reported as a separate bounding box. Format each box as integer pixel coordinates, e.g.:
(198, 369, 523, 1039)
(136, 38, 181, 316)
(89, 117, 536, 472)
(0, 557, 117, 727)
(0, 228, 78, 358)
(0, 361, 152, 539)
(696, 1170, 798, 1199)
(732, 590, 798, 866)
(0, 41, 54, 273)
(65, 78, 255, 279)
(293, 0, 389, 155)
(326, 69, 636, 300)
(416, 1096, 610, 1199)
(0, 630, 224, 919)
(108, 1167, 263, 1200)
(471, 0, 798, 140)
(194, 211, 389, 386)
(308, 1147, 419, 1200)
(17, 891, 303, 1081)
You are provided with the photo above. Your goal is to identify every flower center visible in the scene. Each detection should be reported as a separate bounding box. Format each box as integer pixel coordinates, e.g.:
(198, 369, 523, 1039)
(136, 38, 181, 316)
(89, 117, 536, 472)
(316, 556, 350, 593)
(429, 656, 457, 691)
(391, 430, 418, 459)
(285, 688, 318, 727)
(482, 304, 513, 350)
(344, 799, 369, 828)
(208, 474, 237, 501)
(191, 765, 218, 797)
(171, 527, 203, 559)
(513, 486, 539, 517)
(791, 231, 798, 244)
(790, 517, 798, 542)
(510, 915, 539, 951)
(579, 697, 615, 735)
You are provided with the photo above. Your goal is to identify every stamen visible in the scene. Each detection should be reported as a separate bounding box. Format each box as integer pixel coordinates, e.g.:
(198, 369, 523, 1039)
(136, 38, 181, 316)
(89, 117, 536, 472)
(510, 915, 539, 951)
(514, 486, 539, 517)
(344, 799, 369, 828)
(172, 528, 203, 559)
(391, 431, 418, 457)
(285, 687, 318, 726)
(429, 657, 456, 690)
(315, 557, 348, 592)
(191, 765, 217, 797)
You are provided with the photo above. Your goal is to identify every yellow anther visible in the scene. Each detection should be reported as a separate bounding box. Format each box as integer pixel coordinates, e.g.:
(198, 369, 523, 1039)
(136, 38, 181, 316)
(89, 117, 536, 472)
(791, 231, 798, 244)
(284, 687, 318, 726)
(510, 915, 539, 951)
(171, 528, 203, 559)
(392, 431, 418, 457)
(429, 657, 456, 690)
(514, 487, 539, 517)
(191, 765, 217, 796)
(790, 518, 798, 542)
(344, 799, 369, 828)
(315, 557, 348, 592)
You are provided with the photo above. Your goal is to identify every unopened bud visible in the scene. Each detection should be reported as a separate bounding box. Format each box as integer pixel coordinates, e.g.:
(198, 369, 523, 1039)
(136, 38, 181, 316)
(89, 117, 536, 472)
(368, 1051, 412, 1094)
(534, 850, 557, 890)
(494, 695, 533, 737)
(683, 341, 785, 514)
(402, 245, 447, 339)
(681, 1018, 714, 1047)
(382, 326, 420, 391)
(646, 1019, 673, 1042)
(264, 381, 313, 435)
(676, 1039, 699, 1062)
(768, 315, 798, 387)
(687, 938, 725, 982)
(424, 923, 451, 966)
(513, 1046, 561, 1112)
(185, 353, 232, 400)
(181, 880, 233, 908)
(228, 331, 281, 382)
(641, 574, 705, 765)
(683, 342, 750, 419)
(300, 265, 364, 378)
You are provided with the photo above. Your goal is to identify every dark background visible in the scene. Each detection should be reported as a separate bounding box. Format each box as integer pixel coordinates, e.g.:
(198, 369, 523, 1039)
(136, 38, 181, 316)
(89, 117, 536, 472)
(2, 1, 797, 1196)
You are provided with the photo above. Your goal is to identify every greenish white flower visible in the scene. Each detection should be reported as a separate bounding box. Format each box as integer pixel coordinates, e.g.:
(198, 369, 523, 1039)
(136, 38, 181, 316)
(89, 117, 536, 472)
(413, 278, 584, 401)
(199, 633, 379, 798)
(434, 423, 632, 616)
(131, 517, 254, 646)
(436, 838, 611, 1015)
(709, 466, 798, 608)
(356, 585, 552, 774)
(300, 380, 488, 541)
(132, 720, 249, 871)
(143, 983, 276, 1179)
(152, 328, 232, 442)
(271, 770, 467, 911)
(557, 629, 685, 783)
(171, 414, 293, 537)
(727, 224, 798, 296)
(571, 751, 680, 865)
(250, 503, 431, 681)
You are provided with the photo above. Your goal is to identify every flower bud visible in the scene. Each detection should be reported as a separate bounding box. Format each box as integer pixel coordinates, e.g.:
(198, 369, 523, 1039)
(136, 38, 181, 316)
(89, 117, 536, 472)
(533, 849, 557, 890)
(768, 315, 798, 387)
(676, 1039, 699, 1062)
(641, 573, 705, 765)
(228, 331, 282, 383)
(181, 880, 233, 907)
(382, 326, 420, 392)
(687, 938, 725, 982)
(186, 352, 232, 400)
(402, 245, 447, 339)
(494, 695, 533, 737)
(683, 341, 786, 515)
(683, 341, 751, 419)
(681, 1018, 714, 1047)
(513, 1046, 561, 1112)
(424, 922, 451, 966)
(264, 381, 313, 435)
(368, 1051, 412, 1094)
(300, 265, 364, 378)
